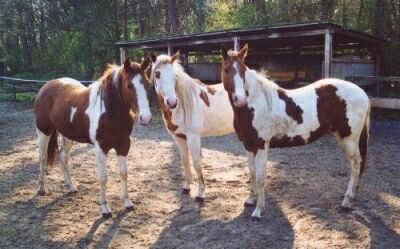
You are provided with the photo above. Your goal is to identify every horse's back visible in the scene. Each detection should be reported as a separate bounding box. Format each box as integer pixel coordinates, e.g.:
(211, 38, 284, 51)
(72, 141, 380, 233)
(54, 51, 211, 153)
(200, 83, 235, 136)
(34, 78, 90, 139)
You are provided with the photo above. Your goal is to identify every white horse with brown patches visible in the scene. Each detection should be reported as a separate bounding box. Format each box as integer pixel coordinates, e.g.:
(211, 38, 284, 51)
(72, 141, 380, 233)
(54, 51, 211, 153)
(221, 44, 370, 219)
(34, 58, 152, 218)
(150, 51, 234, 202)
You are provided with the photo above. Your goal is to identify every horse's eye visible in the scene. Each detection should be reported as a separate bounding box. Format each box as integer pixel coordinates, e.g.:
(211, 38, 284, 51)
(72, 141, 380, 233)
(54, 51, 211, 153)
(155, 71, 160, 79)
(128, 84, 134, 89)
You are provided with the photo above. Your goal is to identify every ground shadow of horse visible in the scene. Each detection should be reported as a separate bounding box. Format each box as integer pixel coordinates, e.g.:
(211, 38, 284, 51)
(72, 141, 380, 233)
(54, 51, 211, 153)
(147, 143, 294, 249)
(149, 195, 294, 249)
(0, 192, 77, 248)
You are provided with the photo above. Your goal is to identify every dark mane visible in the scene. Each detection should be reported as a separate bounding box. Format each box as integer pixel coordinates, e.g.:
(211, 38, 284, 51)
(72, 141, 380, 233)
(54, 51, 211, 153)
(99, 65, 128, 117)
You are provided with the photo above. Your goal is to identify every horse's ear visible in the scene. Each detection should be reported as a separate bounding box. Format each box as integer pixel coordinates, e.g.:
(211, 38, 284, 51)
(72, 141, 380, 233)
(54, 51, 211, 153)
(238, 44, 248, 61)
(141, 57, 151, 71)
(124, 58, 131, 71)
(221, 45, 228, 61)
(150, 52, 157, 63)
(170, 50, 180, 63)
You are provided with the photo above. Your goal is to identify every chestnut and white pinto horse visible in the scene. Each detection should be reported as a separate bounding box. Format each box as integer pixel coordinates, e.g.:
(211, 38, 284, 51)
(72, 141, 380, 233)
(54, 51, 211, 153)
(221, 44, 370, 219)
(34, 58, 152, 218)
(150, 51, 234, 202)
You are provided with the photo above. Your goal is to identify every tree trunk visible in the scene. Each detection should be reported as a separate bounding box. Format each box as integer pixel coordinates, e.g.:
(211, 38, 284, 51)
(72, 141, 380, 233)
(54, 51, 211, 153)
(320, 0, 336, 21)
(165, 0, 179, 35)
(373, 0, 385, 39)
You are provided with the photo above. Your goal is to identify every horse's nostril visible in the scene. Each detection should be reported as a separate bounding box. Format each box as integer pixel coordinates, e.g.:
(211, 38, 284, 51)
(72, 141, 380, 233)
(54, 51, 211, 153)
(234, 95, 238, 102)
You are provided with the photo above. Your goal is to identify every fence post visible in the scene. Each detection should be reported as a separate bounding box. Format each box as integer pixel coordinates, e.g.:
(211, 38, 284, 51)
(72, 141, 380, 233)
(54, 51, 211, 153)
(13, 80, 16, 101)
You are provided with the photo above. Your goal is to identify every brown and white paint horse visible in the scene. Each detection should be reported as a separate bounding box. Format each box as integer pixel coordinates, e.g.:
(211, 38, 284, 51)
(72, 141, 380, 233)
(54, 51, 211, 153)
(221, 44, 370, 219)
(150, 51, 234, 202)
(34, 58, 152, 218)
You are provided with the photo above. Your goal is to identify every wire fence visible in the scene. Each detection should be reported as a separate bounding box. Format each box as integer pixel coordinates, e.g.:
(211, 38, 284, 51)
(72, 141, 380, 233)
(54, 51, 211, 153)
(0, 76, 95, 101)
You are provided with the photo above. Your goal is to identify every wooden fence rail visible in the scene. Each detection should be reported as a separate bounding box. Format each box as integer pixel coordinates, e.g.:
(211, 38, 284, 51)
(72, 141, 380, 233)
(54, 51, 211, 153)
(0, 76, 94, 100)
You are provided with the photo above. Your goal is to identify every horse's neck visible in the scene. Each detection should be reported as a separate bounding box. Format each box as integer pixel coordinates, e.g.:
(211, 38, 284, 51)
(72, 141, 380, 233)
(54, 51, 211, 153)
(95, 80, 131, 120)
(246, 70, 280, 107)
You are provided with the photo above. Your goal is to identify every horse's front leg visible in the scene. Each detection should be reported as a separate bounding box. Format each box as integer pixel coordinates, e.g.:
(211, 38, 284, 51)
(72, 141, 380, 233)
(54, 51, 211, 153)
(94, 144, 112, 218)
(251, 144, 269, 219)
(187, 133, 205, 202)
(173, 135, 191, 194)
(116, 155, 134, 211)
(244, 151, 257, 207)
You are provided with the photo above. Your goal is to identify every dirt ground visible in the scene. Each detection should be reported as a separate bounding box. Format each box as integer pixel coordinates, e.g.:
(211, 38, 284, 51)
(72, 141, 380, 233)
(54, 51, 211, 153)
(0, 101, 399, 249)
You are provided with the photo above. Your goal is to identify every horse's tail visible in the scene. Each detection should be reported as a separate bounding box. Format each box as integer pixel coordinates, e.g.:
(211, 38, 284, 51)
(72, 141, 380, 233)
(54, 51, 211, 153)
(47, 130, 59, 167)
(359, 102, 371, 176)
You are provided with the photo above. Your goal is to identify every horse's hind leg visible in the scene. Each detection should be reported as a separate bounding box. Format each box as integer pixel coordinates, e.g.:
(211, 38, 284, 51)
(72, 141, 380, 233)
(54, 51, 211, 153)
(59, 136, 76, 193)
(187, 134, 205, 202)
(173, 135, 191, 194)
(37, 128, 50, 195)
(337, 136, 362, 208)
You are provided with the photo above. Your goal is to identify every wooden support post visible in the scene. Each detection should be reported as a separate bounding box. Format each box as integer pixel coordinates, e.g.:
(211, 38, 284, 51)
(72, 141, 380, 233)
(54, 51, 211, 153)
(294, 47, 300, 81)
(182, 53, 188, 66)
(233, 36, 240, 51)
(375, 48, 382, 97)
(168, 43, 173, 55)
(13, 80, 16, 101)
(324, 29, 332, 78)
(120, 47, 126, 65)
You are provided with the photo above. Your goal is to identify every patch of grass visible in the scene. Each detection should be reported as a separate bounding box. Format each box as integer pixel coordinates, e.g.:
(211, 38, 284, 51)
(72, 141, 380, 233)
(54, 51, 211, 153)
(0, 93, 36, 102)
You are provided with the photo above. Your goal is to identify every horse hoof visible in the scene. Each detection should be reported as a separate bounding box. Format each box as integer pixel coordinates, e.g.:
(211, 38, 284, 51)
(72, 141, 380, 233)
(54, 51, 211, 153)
(37, 190, 46, 196)
(194, 197, 204, 203)
(102, 212, 112, 219)
(182, 188, 190, 195)
(251, 216, 261, 222)
(125, 206, 134, 212)
(244, 202, 255, 207)
(339, 206, 352, 213)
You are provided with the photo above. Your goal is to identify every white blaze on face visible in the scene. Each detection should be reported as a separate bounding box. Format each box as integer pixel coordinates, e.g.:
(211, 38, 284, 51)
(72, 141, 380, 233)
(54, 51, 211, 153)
(157, 64, 178, 108)
(70, 107, 77, 123)
(233, 61, 247, 106)
(132, 74, 152, 125)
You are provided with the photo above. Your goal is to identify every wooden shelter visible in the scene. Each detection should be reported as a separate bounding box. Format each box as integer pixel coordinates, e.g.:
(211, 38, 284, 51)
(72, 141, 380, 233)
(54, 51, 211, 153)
(116, 21, 383, 85)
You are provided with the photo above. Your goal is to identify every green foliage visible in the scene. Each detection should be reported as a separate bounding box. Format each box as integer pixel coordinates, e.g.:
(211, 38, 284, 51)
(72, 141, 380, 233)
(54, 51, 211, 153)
(0, 0, 399, 80)
(206, 2, 265, 31)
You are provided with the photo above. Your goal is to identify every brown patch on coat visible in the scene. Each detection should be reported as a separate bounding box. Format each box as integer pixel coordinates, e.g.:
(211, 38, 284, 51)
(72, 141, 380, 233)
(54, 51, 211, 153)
(199, 90, 210, 107)
(229, 96, 265, 155)
(277, 89, 303, 124)
(175, 133, 187, 140)
(158, 95, 187, 140)
(207, 86, 217, 95)
(314, 84, 352, 139)
(194, 79, 217, 95)
(34, 80, 91, 143)
(158, 95, 179, 132)
(34, 59, 151, 157)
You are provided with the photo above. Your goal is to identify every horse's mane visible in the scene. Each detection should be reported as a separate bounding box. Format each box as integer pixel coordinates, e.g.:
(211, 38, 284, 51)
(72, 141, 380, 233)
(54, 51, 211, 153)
(153, 56, 198, 126)
(246, 68, 279, 110)
(98, 64, 129, 116)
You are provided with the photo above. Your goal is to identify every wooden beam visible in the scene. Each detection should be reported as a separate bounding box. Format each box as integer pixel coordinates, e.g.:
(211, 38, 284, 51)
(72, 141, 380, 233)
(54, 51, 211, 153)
(324, 29, 333, 78)
(120, 47, 126, 65)
(371, 97, 400, 109)
(117, 29, 327, 50)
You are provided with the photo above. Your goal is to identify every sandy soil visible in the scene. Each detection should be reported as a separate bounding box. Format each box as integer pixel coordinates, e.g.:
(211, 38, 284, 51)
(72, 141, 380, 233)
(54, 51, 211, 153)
(0, 101, 399, 249)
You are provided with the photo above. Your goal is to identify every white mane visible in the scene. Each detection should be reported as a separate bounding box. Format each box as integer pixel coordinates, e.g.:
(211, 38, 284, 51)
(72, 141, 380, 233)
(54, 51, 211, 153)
(153, 55, 198, 126)
(246, 68, 279, 110)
